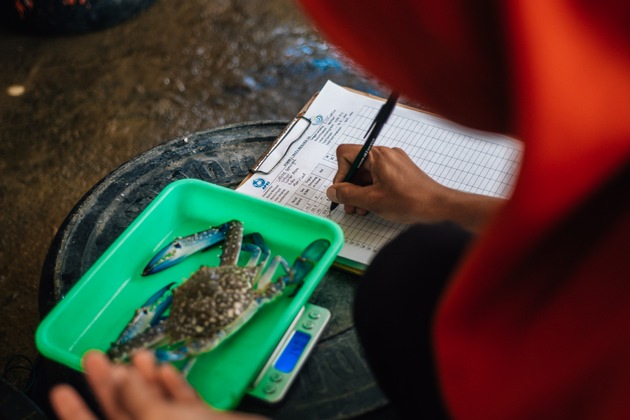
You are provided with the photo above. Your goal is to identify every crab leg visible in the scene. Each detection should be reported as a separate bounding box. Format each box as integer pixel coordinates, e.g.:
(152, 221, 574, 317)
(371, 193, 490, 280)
(255, 256, 291, 291)
(219, 220, 244, 266)
(154, 329, 226, 363)
(255, 238, 331, 294)
(142, 222, 232, 276)
(242, 232, 271, 270)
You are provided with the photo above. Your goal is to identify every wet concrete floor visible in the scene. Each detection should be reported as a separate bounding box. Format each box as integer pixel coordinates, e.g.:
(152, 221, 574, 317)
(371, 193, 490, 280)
(0, 0, 388, 415)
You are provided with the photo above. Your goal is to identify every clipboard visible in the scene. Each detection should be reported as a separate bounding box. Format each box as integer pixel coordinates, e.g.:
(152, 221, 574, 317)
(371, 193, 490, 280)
(240, 92, 320, 187)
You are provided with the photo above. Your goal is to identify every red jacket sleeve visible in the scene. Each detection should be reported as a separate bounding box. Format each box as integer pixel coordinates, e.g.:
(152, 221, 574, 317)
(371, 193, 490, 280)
(298, 0, 630, 417)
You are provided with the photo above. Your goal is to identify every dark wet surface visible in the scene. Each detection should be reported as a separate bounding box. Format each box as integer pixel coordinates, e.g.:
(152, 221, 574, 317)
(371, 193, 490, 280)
(0, 0, 391, 417)
(36, 123, 391, 419)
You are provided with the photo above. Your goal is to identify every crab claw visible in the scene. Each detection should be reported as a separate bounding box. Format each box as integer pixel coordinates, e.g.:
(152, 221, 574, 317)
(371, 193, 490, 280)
(284, 239, 330, 298)
(286, 239, 331, 285)
(142, 223, 232, 276)
(114, 282, 175, 345)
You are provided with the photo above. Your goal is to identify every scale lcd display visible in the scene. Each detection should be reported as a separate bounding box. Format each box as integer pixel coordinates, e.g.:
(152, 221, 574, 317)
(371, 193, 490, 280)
(274, 330, 312, 373)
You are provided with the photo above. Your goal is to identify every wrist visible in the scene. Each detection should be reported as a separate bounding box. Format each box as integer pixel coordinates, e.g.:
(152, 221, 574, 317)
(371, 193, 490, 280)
(438, 188, 504, 233)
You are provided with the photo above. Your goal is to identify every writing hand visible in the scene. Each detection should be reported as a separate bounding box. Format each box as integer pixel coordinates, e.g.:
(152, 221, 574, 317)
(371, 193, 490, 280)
(326, 144, 505, 233)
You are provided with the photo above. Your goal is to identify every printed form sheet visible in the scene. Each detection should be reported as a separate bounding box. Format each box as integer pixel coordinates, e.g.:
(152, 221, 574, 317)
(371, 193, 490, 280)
(237, 81, 522, 267)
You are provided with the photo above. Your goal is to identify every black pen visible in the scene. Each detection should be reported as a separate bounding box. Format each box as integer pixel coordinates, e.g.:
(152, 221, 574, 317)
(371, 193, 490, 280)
(329, 92, 399, 212)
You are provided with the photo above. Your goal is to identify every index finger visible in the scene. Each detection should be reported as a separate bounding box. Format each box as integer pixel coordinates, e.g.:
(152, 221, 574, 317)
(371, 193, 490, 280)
(116, 367, 164, 417)
(333, 144, 362, 183)
(131, 350, 159, 384)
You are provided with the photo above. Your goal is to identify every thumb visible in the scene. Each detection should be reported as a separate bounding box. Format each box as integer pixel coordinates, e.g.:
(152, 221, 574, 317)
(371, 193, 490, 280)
(326, 184, 340, 203)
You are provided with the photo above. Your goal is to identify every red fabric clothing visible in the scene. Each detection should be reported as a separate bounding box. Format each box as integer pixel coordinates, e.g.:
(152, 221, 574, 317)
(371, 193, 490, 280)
(298, 0, 630, 418)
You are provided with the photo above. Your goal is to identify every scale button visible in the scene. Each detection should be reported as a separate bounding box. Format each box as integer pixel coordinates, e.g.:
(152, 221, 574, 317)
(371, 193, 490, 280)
(302, 320, 315, 330)
(270, 372, 284, 382)
(263, 384, 277, 394)
(308, 311, 321, 320)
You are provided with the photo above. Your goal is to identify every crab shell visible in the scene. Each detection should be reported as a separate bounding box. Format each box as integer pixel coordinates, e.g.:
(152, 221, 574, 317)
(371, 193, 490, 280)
(165, 264, 258, 342)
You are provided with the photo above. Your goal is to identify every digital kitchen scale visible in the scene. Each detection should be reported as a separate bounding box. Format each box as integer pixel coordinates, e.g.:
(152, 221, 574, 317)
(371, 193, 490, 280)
(247, 303, 330, 404)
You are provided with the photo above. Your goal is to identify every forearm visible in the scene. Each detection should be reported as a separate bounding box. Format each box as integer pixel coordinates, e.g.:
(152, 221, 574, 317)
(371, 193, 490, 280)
(431, 188, 505, 234)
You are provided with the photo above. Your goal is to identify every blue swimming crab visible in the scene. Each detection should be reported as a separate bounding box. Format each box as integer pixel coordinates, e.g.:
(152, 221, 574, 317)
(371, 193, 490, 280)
(107, 220, 329, 370)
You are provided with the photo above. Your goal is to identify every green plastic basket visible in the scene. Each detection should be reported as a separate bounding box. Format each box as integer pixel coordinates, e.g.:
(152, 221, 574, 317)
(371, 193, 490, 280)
(36, 179, 343, 409)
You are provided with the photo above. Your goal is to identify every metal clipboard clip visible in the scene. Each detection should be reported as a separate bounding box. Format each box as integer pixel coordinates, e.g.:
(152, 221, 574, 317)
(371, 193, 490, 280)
(250, 116, 312, 175)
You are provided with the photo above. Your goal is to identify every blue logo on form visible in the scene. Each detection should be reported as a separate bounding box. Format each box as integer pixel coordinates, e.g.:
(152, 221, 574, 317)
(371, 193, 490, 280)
(252, 178, 269, 189)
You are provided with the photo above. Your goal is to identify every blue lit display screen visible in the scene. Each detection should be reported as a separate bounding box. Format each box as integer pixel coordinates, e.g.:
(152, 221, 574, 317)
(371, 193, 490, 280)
(274, 331, 312, 373)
